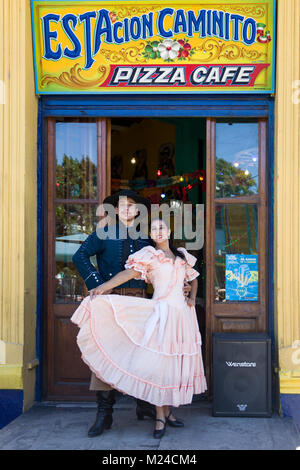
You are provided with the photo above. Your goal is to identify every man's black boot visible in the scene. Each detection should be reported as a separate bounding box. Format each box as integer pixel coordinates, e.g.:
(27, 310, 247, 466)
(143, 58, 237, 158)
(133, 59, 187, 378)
(88, 390, 116, 437)
(136, 399, 156, 421)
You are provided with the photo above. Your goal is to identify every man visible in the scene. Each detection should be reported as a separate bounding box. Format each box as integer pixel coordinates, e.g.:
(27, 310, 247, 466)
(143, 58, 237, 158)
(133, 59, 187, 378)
(72, 190, 156, 437)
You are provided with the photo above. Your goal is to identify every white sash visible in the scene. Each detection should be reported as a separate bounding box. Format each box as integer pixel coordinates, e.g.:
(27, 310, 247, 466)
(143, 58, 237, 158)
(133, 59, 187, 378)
(141, 300, 169, 346)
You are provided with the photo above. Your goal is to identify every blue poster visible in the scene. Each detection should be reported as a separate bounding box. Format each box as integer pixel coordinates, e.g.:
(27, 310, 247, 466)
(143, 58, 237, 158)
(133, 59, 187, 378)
(225, 254, 259, 301)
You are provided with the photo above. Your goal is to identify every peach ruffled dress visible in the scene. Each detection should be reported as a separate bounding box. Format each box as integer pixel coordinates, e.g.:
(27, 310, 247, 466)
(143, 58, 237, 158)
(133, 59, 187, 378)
(71, 245, 207, 407)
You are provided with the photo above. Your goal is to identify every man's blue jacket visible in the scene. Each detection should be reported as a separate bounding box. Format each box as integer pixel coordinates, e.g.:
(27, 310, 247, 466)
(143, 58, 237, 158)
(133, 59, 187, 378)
(72, 221, 154, 291)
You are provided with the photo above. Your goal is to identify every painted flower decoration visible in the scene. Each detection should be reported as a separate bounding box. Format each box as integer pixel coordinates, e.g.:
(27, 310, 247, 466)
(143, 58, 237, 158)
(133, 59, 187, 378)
(142, 38, 195, 61)
(143, 41, 160, 59)
(157, 40, 181, 60)
(109, 11, 118, 23)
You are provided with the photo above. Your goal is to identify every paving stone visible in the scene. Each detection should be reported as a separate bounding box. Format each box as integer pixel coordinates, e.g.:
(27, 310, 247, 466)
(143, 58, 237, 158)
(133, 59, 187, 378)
(0, 398, 299, 451)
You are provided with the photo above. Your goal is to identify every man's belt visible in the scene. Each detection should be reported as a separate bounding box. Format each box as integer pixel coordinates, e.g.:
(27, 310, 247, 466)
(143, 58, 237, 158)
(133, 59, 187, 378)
(112, 287, 146, 297)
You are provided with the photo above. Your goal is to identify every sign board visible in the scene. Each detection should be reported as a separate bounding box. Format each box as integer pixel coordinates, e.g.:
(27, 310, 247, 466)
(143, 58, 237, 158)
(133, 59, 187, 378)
(225, 254, 259, 301)
(31, 0, 275, 94)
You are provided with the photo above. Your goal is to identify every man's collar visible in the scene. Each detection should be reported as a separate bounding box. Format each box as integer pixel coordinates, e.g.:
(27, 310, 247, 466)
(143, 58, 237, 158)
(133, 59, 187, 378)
(117, 219, 151, 241)
(118, 219, 131, 235)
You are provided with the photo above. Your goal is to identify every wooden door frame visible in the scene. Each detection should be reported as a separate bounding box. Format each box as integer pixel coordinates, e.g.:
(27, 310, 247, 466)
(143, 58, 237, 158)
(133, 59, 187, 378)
(44, 115, 268, 399)
(205, 118, 268, 393)
(44, 117, 111, 400)
(36, 95, 273, 403)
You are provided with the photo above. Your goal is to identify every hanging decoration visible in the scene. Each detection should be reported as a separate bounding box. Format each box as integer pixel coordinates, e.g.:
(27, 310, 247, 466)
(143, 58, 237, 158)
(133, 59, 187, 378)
(111, 170, 206, 199)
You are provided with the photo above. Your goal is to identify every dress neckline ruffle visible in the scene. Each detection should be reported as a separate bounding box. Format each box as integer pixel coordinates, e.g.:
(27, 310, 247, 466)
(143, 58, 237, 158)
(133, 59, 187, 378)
(143, 245, 187, 266)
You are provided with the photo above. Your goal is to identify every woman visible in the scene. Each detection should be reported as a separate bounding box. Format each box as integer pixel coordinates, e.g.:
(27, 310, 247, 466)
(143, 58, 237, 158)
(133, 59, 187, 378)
(71, 218, 207, 438)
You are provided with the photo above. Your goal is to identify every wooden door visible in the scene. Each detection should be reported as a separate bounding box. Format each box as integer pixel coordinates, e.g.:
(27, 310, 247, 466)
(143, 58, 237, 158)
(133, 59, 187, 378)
(205, 118, 268, 392)
(45, 117, 111, 400)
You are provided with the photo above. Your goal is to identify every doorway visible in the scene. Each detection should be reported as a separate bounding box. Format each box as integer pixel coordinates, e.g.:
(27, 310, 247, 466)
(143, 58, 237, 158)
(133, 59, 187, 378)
(110, 116, 207, 364)
(44, 115, 268, 400)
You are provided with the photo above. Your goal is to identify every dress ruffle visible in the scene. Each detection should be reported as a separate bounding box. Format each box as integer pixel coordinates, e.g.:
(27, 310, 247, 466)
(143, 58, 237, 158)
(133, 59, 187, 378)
(71, 295, 207, 407)
(124, 246, 155, 283)
(177, 247, 200, 281)
(185, 265, 200, 282)
(124, 245, 200, 283)
(177, 247, 197, 266)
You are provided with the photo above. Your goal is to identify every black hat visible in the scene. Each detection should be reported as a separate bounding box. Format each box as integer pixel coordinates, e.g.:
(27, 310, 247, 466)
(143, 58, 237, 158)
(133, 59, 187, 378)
(103, 190, 151, 210)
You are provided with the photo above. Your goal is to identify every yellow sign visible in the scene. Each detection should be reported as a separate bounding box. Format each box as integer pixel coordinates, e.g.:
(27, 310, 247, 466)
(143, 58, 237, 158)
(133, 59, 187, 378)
(31, 0, 275, 94)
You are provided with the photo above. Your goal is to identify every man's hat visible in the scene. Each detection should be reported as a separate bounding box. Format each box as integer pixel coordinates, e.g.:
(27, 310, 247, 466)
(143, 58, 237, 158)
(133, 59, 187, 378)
(103, 189, 151, 210)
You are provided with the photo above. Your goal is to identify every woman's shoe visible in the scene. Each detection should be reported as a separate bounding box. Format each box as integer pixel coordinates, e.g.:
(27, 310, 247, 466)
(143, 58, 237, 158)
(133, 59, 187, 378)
(165, 411, 184, 428)
(153, 418, 166, 439)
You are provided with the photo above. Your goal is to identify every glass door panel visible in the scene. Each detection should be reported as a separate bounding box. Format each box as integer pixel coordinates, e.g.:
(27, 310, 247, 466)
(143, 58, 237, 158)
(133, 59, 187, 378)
(56, 121, 98, 200)
(55, 203, 98, 303)
(216, 121, 259, 197)
(215, 204, 258, 302)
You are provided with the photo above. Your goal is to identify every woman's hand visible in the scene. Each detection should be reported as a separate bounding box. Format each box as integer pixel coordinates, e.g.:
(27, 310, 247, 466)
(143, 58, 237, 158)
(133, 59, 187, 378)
(186, 278, 198, 307)
(88, 268, 139, 301)
(89, 283, 112, 300)
(183, 281, 192, 299)
(186, 296, 196, 308)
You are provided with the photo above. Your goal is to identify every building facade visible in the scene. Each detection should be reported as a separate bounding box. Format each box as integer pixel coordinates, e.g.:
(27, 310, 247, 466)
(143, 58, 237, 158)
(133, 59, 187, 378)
(0, 0, 299, 429)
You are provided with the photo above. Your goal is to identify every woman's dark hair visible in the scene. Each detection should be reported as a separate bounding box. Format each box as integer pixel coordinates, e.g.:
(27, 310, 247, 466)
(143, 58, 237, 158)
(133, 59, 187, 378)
(169, 233, 186, 261)
(151, 217, 186, 261)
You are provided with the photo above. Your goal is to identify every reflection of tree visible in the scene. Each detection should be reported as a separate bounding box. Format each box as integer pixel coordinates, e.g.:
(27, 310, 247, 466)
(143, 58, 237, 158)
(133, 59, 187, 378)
(55, 204, 96, 303)
(216, 158, 257, 197)
(55, 154, 97, 303)
(56, 205, 96, 237)
(56, 154, 97, 199)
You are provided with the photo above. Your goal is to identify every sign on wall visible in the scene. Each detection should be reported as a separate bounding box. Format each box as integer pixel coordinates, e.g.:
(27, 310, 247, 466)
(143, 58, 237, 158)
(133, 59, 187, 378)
(225, 254, 259, 301)
(31, 0, 275, 94)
